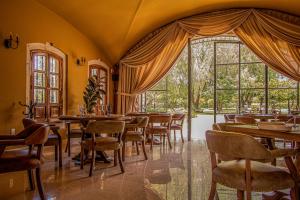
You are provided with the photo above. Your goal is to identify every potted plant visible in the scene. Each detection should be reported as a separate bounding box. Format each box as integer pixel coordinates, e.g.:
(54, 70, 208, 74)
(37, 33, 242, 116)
(83, 75, 105, 114)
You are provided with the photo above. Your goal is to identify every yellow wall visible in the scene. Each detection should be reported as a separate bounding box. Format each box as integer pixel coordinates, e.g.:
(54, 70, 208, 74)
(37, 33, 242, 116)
(0, 0, 113, 133)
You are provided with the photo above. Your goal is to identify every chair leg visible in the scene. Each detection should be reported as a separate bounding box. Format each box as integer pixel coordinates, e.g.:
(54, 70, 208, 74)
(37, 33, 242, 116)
(150, 133, 153, 150)
(180, 129, 184, 143)
(142, 140, 148, 160)
(136, 141, 140, 155)
(64, 140, 68, 153)
(54, 145, 58, 161)
(89, 148, 95, 177)
(237, 190, 244, 200)
(58, 140, 62, 168)
(27, 169, 35, 191)
(208, 180, 217, 200)
(118, 149, 124, 173)
(80, 144, 84, 170)
(122, 142, 126, 161)
(36, 168, 46, 200)
(68, 135, 71, 157)
(114, 150, 117, 166)
(167, 132, 172, 149)
(174, 130, 176, 141)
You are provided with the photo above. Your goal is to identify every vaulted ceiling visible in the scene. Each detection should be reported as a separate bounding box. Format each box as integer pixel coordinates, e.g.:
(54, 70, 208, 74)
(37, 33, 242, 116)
(36, 0, 300, 65)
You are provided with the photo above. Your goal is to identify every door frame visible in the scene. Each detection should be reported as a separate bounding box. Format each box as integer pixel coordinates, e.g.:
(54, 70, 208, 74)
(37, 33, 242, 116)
(26, 42, 67, 115)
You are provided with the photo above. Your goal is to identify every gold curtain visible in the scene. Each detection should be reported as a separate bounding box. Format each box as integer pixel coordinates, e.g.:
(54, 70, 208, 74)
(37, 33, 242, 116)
(118, 9, 300, 114)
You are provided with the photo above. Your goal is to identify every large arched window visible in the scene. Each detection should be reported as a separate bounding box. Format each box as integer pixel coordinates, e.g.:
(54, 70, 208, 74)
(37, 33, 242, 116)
(26, 43, 66, 121)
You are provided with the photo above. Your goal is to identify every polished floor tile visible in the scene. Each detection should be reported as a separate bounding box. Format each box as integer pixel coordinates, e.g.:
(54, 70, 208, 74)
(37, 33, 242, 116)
(0, 139, 264, 200)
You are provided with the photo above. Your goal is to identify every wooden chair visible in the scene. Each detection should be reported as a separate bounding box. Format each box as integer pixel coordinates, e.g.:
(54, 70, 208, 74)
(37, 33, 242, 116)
(23, 118, 63, 167)
(206, 130, 299, 200)
(148, 114, 172, 150)
(235, 116, 257, 124)
(80, 120, 125, 176)
(224, 114, 236, 123)
(122, 116, 149, 161)
(170, 113, 185, 143)
(0, 124, 50, 200)
(65, 120, 84, 157)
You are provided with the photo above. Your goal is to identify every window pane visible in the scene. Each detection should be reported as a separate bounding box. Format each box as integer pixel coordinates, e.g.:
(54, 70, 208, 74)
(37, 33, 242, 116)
(50, 74, 59, 88)
(217, 65, 238, 89)
(145, 91, 167, 112)
(34, 89, 45, 103)
(240, 89, 265, 113)
(241, 63, 265, 88)
(49, 57, 59, 73)
(34, 55, 46, 71)
(269, 89, 297, 113)
(269, 68, 297, 88)
(240, 44, 261, 63)
(216, 43, 239, 64)
(151, 78, 167, 90)
(216, 90, 238, 114)
(91, 69, 98, 76)
(50, 90, 58, 103)
(34, 72, 45, 87)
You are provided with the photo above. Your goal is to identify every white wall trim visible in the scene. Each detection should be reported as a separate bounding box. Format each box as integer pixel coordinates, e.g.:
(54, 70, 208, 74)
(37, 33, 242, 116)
(26, 42, 67, 115)
(88, 58, 110, 104)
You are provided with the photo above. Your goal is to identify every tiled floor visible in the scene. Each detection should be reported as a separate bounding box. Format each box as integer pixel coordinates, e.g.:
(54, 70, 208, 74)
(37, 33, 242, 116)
(0, 139, 264, 200)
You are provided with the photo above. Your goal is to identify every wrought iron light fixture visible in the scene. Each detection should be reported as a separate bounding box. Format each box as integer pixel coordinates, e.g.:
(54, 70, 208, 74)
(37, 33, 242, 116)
(4, 32, 19, 49)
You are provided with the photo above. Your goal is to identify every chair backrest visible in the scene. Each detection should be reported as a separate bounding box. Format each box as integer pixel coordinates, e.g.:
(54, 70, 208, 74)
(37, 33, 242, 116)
(22, 118, 36, 128)
(86, 120, 125, 135)
(287, 117, 300, 124)
(149, 114, 172, 125)
(135, 117, 149, 128)
(172, 113, 185, 124)
(277, 115, 293, 122)
(25, 125, 50, 145)
(235, 116, 257, 124)
(224, 114, 236, 122)
(206, 130, 271, 160)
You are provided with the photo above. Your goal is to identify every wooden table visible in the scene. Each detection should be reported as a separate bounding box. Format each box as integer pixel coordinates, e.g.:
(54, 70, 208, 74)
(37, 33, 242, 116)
(221, 124, 300, 170)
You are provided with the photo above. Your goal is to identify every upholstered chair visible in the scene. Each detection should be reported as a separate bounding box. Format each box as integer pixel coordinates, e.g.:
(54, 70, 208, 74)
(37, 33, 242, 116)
(206, 130, 299, 200)
(235, 116, 257, 124)
(80, 120, 125, 176)
(224, 114, 236, 123)
(0, 124, 50, 200)
(147, 114, 172, 150)
(170, 113, 185, 143)
(123, 116, 149, 161)
(23, 118, 63, 167)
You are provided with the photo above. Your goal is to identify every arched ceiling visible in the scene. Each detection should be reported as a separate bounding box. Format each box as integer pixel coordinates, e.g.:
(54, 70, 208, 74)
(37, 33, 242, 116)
(36, 0, 300, 65)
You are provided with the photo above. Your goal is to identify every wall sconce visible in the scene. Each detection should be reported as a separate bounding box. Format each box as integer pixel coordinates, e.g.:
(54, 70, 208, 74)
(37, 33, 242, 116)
(4, 33, 19, 49)
(76, 57, 86, 66)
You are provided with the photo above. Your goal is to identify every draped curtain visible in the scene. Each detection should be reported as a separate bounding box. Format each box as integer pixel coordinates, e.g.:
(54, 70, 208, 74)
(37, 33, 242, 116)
(117, 8, 300, 114)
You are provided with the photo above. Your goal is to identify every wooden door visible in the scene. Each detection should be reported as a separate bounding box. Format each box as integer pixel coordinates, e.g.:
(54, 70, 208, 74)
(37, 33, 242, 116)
(31, 51, 63, 121)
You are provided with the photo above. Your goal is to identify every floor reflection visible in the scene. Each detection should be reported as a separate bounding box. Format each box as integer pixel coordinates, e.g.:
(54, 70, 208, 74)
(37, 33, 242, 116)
(0, 139, 262, 200)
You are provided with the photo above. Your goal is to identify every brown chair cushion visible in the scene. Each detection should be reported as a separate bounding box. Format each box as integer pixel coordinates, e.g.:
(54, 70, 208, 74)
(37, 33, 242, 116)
(125, 131, 144, 141)
(82, 137, 121, 151)
(0, 156, 41, 173)
(213, 160, 294, 192)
